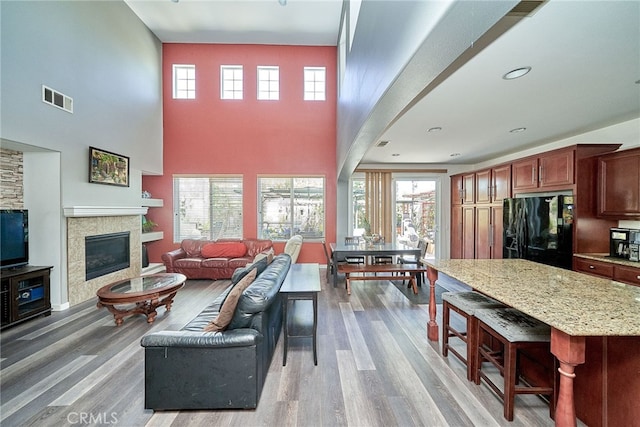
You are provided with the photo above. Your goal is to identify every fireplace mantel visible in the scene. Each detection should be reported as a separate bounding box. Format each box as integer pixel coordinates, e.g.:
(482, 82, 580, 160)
(64, 206, 148, 217)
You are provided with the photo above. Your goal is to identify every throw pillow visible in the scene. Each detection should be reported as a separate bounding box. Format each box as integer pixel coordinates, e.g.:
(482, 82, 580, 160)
(201, 241, 247, 258)
(204, 268, 256, 332)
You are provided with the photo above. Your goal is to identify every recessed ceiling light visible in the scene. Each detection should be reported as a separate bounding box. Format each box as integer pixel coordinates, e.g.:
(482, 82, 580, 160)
(450, 153, 461, 157)
(510, 127, 527, 133)
(428, 127, 442, 132)
(391, 153, 400, 157)
(503, 67, 531, 80)
(377, 140, 390, 147)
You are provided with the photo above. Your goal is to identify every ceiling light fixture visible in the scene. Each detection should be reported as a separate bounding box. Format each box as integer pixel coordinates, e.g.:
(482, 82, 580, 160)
(391, 153, 400, 157)
(427, 127, 442, 132)
(503, 66, 531, 80)
(450, 153, 461, 157)
(510, 127, 527, 133)
(278, 0, 287, 5)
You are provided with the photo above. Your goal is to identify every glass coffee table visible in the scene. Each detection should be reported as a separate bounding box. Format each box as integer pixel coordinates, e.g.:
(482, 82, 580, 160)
(96, 273, 186, 326)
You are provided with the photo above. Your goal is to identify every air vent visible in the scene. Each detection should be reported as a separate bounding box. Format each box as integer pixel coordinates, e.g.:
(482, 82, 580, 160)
(377, 140, 390, 147)
(42, 85, 73, 113)
(507, 1, 546, 17)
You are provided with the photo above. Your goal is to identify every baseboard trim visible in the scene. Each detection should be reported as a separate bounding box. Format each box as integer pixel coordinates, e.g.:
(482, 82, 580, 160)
(52, 302, 70, 311)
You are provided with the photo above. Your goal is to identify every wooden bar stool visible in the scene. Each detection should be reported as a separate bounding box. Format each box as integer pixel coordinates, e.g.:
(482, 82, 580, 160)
(441, 291, 504, 381)
(473, 307, 555, 421)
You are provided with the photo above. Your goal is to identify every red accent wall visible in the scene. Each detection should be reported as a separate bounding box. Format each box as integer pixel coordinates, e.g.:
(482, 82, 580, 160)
(142, 44, 337, 265)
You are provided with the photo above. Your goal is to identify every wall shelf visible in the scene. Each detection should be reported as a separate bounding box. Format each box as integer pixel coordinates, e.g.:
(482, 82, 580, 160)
(142, 231, 163, 243)
(141, 263, 166, 275)
(141, 198, 163, 208)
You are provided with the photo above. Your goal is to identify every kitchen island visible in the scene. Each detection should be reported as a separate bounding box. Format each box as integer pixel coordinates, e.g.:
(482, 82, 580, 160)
(423, 258, 640, 427)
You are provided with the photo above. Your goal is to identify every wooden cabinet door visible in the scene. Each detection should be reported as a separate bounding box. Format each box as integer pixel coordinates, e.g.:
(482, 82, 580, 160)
(450, 206, 463, 258)
(475, 206, 491, 259)
(598, 148, 640, 218)
(491, 205, 503, 259)
(512, 157, 538, 192)
(475, 169, 491, 204)
(451, 175, 463, 206)
(462, 206, 475, 259)
(462, 173, 475, 204)
(491, 164, 511, 203)
(539, 148, 574, 188)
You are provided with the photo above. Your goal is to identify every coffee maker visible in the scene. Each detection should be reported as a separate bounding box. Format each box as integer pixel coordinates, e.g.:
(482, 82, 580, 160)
(610, 228, 631, 259)
(610, 228, 640, 261)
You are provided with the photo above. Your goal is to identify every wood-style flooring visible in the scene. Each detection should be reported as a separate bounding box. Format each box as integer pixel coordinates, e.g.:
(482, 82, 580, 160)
(1, 268, 564, 427)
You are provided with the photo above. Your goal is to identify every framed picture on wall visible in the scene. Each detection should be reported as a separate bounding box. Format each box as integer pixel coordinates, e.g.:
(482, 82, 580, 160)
(89, 146, 130, 187)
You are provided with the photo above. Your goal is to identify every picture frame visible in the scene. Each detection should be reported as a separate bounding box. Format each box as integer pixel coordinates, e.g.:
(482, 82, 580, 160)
(89, 146, 130, 187)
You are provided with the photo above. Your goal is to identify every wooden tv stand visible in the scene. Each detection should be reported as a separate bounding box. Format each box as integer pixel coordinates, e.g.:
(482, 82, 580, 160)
(1, 265, 52, 330)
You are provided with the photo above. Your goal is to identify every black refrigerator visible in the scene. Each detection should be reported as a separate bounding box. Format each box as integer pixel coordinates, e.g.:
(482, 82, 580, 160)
(503, 195, 574, 270)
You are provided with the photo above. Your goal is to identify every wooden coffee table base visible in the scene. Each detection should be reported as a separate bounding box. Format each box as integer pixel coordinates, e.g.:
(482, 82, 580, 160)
(96, 273, 186, 326)
(97, 291, 179, 326)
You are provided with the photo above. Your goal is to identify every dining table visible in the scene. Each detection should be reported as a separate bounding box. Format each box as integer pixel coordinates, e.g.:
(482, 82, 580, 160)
(330, 241, 421, 287)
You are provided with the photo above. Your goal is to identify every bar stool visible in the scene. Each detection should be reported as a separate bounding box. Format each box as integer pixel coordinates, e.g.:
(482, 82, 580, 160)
(441, 291, 505, 381)
(473, 307, 555, 421)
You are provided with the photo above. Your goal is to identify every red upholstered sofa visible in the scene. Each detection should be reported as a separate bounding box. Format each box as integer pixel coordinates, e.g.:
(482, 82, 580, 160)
(161, 238, 274, 280)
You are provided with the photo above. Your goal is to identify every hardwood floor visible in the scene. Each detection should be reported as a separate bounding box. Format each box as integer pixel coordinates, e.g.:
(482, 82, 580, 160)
(1, 268, 564, 427)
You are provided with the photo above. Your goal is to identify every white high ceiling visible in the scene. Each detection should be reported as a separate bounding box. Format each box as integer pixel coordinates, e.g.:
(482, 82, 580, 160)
(125, 0, 640, 166)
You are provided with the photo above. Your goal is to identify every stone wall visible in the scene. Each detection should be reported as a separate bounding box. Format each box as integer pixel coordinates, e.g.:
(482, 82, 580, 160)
(67, 215, 141, 306)
(0, 148, 24, 208)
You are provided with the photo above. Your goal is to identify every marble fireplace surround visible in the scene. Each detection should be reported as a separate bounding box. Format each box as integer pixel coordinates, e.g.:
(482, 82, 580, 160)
(65, 206, 146, 306)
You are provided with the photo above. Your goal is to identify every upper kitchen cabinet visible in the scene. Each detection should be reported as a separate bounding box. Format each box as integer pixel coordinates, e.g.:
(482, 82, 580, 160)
(450, 173, 475, 205)
(462, 173, 475, 204)
(475, 165, 511, 204)
(451, 175, 463, 206)
(491, 164, 512, 203)
(512, 147, 574, 193)
(597, 147, 640, 219)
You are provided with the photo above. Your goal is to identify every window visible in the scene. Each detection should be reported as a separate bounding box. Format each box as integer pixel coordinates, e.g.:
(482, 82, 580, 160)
(258, 176, 325, 240)
(221, 65, 243, 100)
(173, 176, 243, 241)
(173, 64, 195, 99)
(257, 66, 279, 100)
(304, 67, 326, 101)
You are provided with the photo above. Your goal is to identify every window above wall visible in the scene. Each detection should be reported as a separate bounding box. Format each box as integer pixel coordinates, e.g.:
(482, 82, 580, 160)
(173, 64, 195, 99)
(257, 66, 280, 100)
(221, 65, 243, 100)
(304, 67, 326, 101)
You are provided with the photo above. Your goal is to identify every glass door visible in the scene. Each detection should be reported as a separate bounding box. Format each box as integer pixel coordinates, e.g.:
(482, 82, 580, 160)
(394, 179, 438, 259)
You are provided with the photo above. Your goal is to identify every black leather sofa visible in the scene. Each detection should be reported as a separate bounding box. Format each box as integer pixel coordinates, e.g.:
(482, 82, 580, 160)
(140, 253, 292, 410)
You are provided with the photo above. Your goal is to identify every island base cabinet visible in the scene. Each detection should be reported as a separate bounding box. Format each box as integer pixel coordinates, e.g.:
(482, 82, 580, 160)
(574, 336, 640, 427)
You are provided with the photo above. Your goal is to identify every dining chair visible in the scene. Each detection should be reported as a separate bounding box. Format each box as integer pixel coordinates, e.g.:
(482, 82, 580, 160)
(398, 238, 428, 285)
(371, 236, 394, 265)
(321, 240, 334, 280)
(344, 236, 365, 264)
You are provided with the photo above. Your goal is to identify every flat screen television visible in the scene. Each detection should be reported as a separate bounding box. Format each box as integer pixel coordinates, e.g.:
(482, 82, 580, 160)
(1, 209, 29, 269)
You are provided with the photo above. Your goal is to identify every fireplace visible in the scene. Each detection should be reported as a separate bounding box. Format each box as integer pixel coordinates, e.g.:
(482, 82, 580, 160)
(85, 232, 130, 280)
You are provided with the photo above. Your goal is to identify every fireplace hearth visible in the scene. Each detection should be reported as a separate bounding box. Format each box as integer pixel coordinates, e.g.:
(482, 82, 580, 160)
(85, 232, 130, 280)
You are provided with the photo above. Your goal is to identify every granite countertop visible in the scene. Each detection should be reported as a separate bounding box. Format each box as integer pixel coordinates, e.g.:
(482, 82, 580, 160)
(422, 258, 640, 337)
(574, 253, 640, 268)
